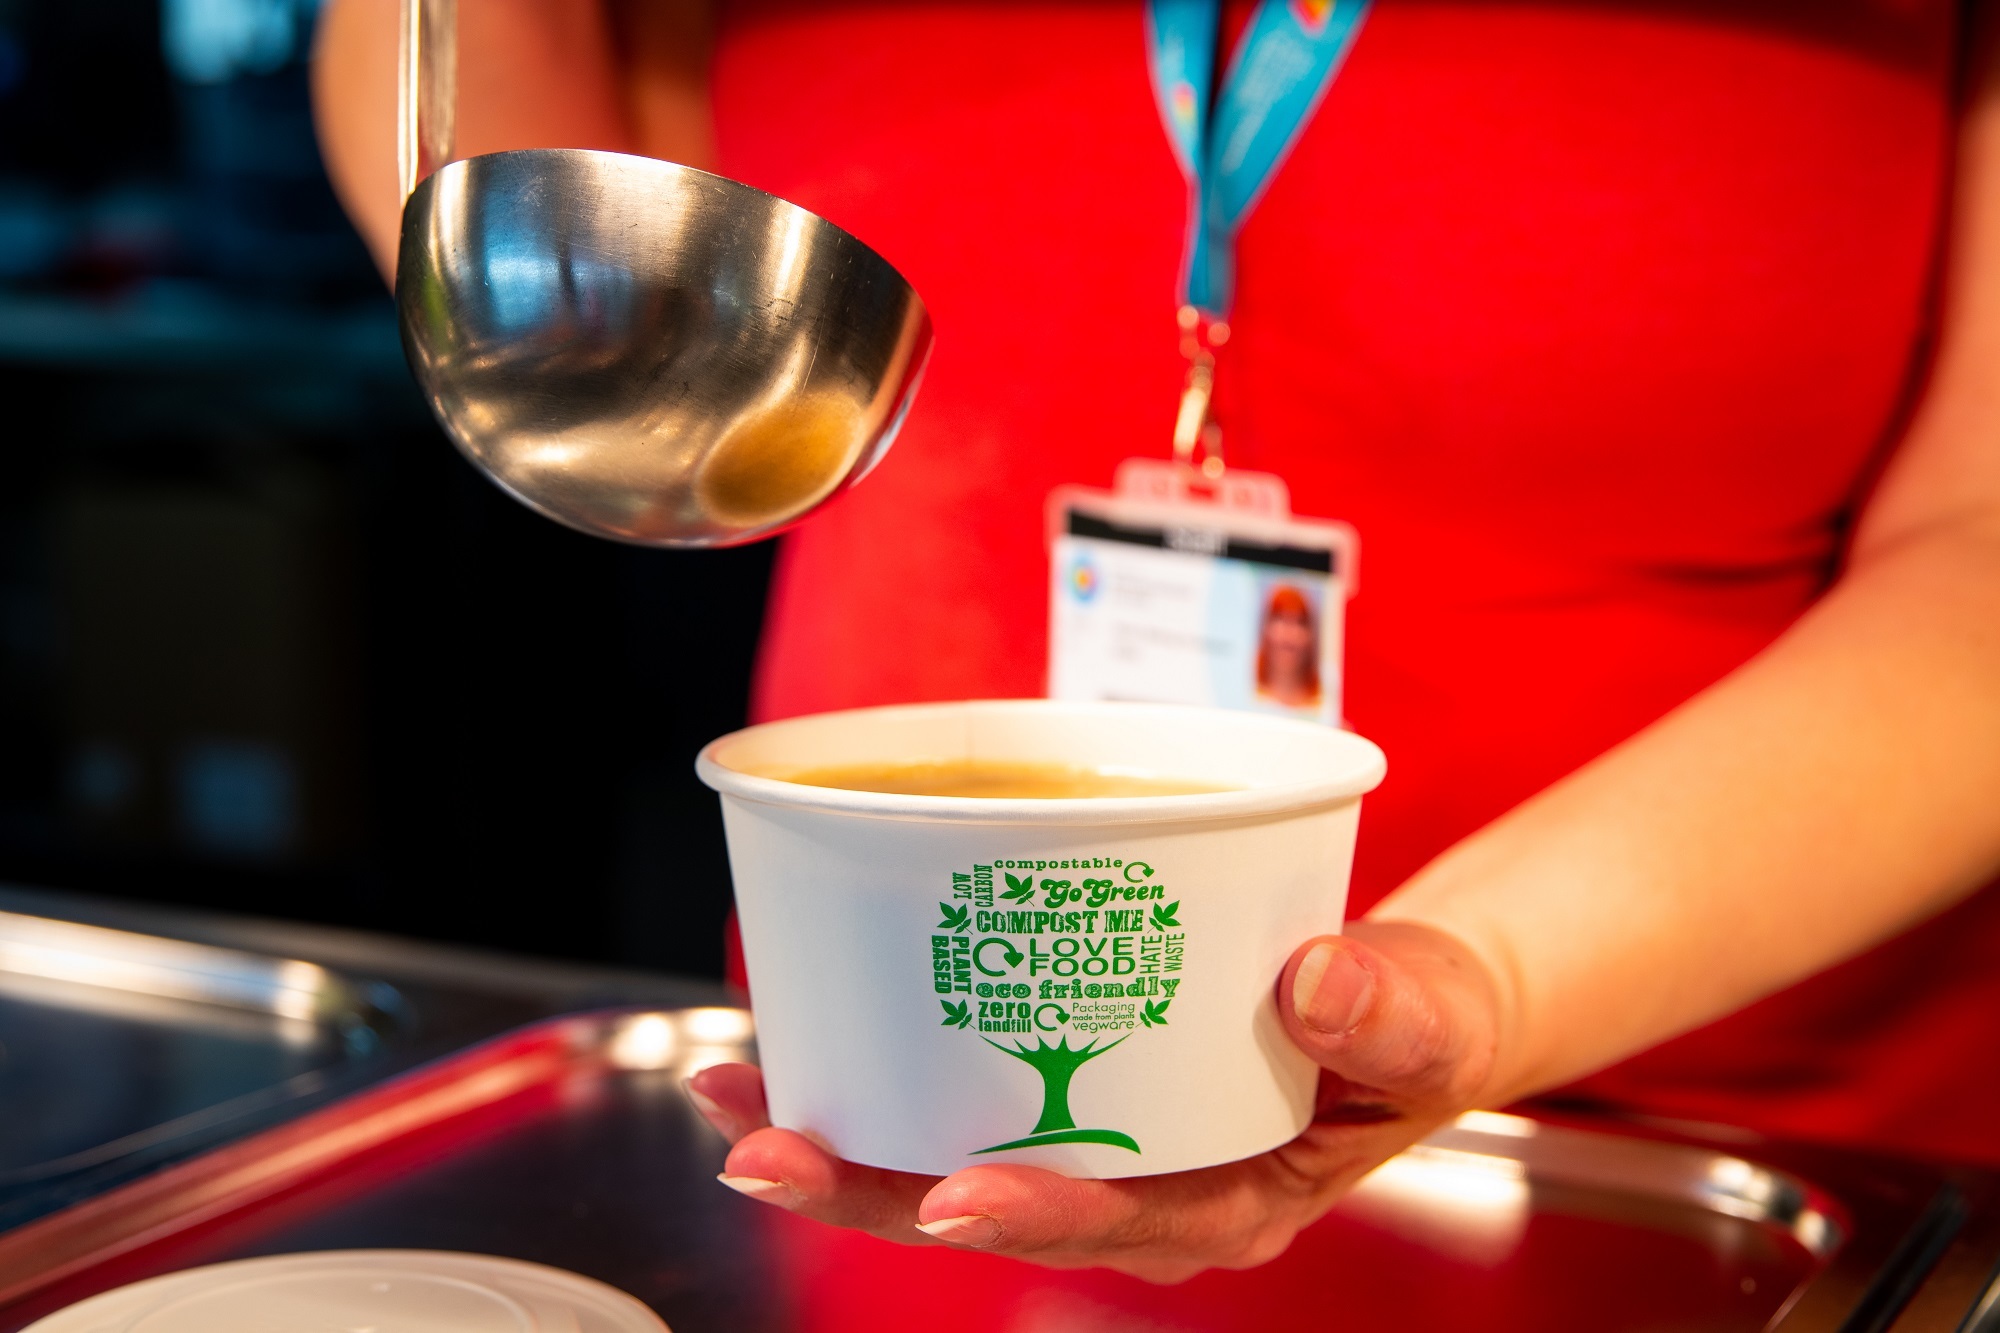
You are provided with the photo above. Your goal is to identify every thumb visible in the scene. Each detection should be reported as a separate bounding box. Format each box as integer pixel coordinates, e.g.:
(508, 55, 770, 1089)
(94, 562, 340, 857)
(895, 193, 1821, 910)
(1278, 924, 1496, 1109)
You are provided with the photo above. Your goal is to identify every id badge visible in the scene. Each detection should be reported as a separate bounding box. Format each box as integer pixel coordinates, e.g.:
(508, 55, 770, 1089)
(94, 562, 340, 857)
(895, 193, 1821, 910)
(1048, 459, 1356, 725)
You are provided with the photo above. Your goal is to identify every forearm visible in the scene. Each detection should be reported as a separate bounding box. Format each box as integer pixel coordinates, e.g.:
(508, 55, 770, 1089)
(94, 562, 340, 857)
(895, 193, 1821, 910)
(1370, 519, 2000, 1105)
(312, 0, 643, 275)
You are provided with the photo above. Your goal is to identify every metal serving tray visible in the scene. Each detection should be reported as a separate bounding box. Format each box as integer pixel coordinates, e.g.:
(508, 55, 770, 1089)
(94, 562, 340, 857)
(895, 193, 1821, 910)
(0, 887, 716, 1240)
(3, 999, 1996, 1332)
(0, 909, 405, 1229)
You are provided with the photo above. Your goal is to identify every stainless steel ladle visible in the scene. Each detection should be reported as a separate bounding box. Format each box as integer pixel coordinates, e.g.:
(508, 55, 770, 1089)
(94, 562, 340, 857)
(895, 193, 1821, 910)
(391, 0, 934, 547)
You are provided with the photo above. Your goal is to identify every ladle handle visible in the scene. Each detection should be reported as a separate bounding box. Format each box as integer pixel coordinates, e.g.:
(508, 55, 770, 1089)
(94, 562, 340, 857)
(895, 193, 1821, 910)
(397, 0, 458, 201)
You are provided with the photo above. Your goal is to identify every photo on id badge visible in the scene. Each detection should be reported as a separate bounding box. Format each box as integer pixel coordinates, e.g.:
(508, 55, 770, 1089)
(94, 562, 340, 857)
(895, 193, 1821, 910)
(1252, 577, 1324, 714)
(1046, 474, 1350, 726)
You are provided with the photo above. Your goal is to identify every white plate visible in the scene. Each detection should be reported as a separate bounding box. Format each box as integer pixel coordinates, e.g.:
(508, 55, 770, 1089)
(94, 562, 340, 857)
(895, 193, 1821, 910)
(25, 1250, 669, 1333)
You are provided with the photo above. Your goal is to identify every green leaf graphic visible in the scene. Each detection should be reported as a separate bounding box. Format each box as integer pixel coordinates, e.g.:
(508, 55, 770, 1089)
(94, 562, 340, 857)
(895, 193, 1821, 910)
(941, 999, 972, 1028)
(1150, 900, 1181, 929)
(1140, 999, 1171, 1028)
(938, 903, 971, 931)
(1000, 873, 1036, 903)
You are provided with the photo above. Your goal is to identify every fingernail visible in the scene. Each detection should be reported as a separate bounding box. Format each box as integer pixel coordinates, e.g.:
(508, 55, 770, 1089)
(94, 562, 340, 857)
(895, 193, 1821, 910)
(683, 1080, 739, 1139)
(1293, 941, 1374, 1034)
(716, 1174, 802, 1210)
(915, 1213, 1003, 1248)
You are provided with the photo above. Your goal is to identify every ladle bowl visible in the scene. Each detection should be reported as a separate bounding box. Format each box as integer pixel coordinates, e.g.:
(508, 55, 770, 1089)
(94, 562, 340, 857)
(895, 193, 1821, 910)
(395, 148, 933, 547)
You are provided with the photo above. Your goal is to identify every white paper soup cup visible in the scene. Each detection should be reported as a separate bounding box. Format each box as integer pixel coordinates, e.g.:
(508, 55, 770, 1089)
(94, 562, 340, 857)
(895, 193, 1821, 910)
(696, 699, 1386, 1180)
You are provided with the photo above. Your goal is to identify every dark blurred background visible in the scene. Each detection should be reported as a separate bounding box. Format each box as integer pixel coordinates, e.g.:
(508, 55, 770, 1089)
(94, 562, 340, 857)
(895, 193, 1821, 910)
(0, 0, 769, 979)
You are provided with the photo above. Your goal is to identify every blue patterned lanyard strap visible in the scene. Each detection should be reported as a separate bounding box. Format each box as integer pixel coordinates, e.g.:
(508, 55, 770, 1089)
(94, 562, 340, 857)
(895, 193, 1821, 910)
(1146, 0, 1371, 320)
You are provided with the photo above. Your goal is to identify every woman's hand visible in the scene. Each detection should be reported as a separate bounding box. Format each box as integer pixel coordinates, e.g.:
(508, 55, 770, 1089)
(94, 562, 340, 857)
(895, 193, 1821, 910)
(683, 921, 1502, 1283)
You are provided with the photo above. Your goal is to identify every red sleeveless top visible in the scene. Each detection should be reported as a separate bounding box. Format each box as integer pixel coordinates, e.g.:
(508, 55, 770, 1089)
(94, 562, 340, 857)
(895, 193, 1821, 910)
(713, 1, 1999, 1165)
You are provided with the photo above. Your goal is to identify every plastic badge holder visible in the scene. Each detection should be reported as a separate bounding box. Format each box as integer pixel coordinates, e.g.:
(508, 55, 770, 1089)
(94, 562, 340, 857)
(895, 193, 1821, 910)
(23, 1250, 669, 1333)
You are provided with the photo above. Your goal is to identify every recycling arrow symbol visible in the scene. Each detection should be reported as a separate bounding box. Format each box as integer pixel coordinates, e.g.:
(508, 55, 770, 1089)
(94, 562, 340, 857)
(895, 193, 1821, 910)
(1035, 1003, 1070, 1030)
(974, 937, 1024, 976)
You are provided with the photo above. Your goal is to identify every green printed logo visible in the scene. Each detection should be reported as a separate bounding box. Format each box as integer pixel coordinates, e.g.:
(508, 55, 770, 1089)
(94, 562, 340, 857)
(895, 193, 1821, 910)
(929, 856, 1189, 1156)
(972, 1037, 1138, 1154)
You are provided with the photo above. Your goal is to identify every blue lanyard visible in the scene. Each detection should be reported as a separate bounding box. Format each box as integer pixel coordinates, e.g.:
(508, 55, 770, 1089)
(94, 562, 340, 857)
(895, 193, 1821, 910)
(1146, 0, 1371, 318)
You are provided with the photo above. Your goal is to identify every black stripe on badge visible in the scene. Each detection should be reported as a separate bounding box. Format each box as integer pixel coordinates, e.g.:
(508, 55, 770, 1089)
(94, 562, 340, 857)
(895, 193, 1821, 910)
(1066, 511, 1336, 575)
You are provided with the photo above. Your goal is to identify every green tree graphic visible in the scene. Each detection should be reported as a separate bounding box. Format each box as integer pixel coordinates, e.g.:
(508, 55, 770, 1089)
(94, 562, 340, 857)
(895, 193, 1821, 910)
(972, 1036, 1140, 1155)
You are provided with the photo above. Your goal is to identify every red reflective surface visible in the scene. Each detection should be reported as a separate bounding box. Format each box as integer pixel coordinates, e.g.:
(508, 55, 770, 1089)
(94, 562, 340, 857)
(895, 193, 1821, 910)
(762, 1178, 1815, 1333)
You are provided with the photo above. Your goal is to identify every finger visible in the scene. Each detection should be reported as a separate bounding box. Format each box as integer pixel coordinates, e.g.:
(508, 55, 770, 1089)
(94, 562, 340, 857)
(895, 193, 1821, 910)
(683, 1062, 769, 1143)
(913, 1158, 1312, 1281)
(1278, 927, 1493, 1108)
(720, 1126, 942, 1243)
